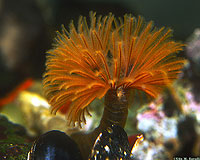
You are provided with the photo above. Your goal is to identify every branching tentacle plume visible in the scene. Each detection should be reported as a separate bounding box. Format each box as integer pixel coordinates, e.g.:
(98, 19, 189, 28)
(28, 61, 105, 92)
(43, 12, 185, 127)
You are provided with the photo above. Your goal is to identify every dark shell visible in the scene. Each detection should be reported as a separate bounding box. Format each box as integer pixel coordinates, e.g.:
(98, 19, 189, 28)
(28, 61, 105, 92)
(28, 130, 82, 160)
(88, 125, 133, 160)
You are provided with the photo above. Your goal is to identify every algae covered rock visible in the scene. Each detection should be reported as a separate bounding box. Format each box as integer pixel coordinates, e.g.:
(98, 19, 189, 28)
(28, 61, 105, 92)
(0, 114, 32, 160)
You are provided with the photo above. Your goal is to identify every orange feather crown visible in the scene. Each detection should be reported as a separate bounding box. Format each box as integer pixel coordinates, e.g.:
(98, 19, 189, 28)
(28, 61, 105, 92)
(43, 12, 185, 126)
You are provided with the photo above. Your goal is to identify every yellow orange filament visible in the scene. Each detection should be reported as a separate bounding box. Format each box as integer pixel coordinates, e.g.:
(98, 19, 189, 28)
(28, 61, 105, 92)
(131, 134, 144, 154)
(43, 12, 185, 127)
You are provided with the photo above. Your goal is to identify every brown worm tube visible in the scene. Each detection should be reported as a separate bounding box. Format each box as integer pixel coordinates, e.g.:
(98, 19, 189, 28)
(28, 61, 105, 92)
(71, 88, 129, 160)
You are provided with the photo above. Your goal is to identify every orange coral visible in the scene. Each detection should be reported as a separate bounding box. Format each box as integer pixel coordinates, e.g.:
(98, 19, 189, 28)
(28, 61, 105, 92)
(43, 12, 185, 126)
(0, 78, 33, 107)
